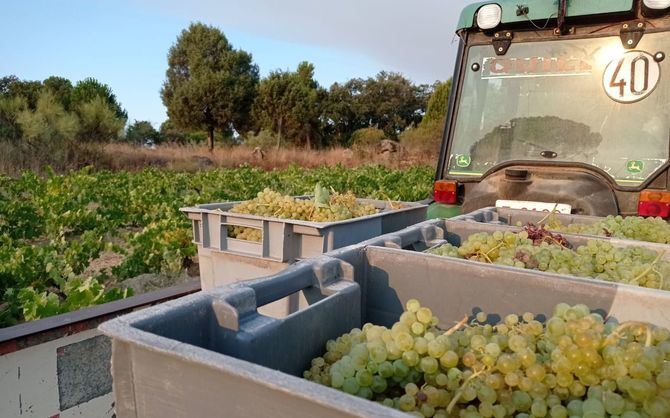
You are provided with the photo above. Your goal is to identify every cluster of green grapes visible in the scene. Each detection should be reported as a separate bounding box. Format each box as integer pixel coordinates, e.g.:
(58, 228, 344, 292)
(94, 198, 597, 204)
(427, 231, 670, 291)
(537, 215, 670, 245)
(227, 188, 378, 241)
(304, 299, 670, 417)
(228, 225, 262, 242)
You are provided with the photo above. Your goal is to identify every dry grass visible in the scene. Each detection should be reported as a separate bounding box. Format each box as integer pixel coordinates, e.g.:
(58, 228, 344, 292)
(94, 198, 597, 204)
(101, 142, 439, 171)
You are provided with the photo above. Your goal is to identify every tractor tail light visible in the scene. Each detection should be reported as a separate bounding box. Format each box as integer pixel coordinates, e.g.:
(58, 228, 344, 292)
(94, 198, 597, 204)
(434, 180, 458, 204)
(638, 190, 670, 217)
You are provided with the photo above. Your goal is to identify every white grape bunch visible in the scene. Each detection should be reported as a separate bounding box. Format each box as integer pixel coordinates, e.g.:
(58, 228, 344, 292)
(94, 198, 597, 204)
(525, 215, 670, 245)
(427, 230, 670, 291)
(304, 299, 670, 417)
(227, 186, 378, 242)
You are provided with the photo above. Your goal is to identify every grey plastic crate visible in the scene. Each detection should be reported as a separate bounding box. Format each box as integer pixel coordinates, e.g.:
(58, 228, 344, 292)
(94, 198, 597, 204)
(182, 198, 427, 263)
(100, 222, 670, 418)
(183, 197, 425, 314)
(454, 206, 670, 250)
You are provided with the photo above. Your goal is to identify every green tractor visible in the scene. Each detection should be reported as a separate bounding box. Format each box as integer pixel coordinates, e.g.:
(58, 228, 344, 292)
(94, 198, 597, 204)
(431, 0, 670, 218)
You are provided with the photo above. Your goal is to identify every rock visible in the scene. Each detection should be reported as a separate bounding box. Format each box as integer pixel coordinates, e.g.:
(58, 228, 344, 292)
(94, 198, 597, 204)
(252, 147, 265, 160)
(342, 149, 354, 159)
(120, 272, 199, 295)
(379, 139, 400, 154)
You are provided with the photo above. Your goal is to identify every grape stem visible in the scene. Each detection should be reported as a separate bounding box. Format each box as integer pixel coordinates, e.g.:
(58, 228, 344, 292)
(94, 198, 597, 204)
(631, 250, 665, 285)
(444, 315, 469, 337)
(484, 242, 504, 257)
(446, 367, 487, 413)
(536, 203, 559, 226)
(602, 321, 653, 348)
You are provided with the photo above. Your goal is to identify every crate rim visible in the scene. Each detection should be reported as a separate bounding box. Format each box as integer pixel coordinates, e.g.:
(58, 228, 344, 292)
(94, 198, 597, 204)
(180, 197, 427, 229)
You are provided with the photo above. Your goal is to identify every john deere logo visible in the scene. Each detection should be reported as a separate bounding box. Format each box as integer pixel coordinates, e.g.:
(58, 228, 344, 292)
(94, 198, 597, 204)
(626, 160, 644, 174)
(456, 154, 471, 168)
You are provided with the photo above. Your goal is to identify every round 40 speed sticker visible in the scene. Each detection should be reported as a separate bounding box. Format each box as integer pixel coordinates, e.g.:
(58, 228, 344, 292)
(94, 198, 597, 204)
(603, 51, 660, 103)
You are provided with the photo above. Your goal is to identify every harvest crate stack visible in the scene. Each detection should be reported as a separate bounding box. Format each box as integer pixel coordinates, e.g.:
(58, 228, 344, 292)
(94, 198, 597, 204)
(101, 212, 670, 417)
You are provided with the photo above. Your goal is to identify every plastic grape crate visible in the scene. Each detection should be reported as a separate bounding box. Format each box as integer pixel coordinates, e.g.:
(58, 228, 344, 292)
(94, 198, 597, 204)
(181, 197, 427, 262)
(100, 220, 670, 418)
(452, 206, 670, 251)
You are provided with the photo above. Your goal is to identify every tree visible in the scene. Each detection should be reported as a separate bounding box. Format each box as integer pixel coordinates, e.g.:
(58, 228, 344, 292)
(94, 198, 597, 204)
(359, 72, 429, 139)
(43, 76, 73, 110)
(71, 78, 127, 120)
(423, 79, 452, 126)
(76, 97, 125, 142)
(252, 61, 323, 149)
(322, 79, 367, 146)
(16, 91, 79, 142)
(0, 75, 19, 96)
(126, 120, 160, 144)
(161, 22, 259, 152)
(159, 119, 187, 143)
(399, 79, 452, 149)
(7, 79, 43, 109)
(0, 95, 27, 141)
(322, 72, 428, 143)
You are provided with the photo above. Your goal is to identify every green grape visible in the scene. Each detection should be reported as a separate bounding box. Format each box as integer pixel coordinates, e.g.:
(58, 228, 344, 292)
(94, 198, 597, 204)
(417, 307, 433, 324)
(426, 231, 670, 292)
(342, 377, 360, 394)
(371, 375, 388, 394)
(304, 300, 670, 418)
(398, 394, 416, 411)
(405, 382, 419, 396)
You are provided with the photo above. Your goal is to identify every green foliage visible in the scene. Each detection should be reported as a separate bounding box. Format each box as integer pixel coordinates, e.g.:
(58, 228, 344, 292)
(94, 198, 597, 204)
(76, 97, 125, 142)
(0, 95, 27, 141)
(126, 120, 161, 144)
(0, 75, 19, 95)
(0, 165, 432, 326)
(351, 127, 387, 147)
(361, 72, 429, 139)
(399, 79, 451, 150)
(71, 77, 127, 120)
(398, 120, 443, 150)
(423, 79, 451, 126)
(322, 72, 428, 144)
(252, 61, 323, 148)
(244, 129, 276, 148)
(7, 79, 43, 109)
(13, 278, 132, 322)
(161, 22, 259, 150)
(159, 118, 187, 143)
(43, 76, 74, 110)
(16, 90, 80, 142)
(0, 75, 126, 147)
(322, 79, 367, 146)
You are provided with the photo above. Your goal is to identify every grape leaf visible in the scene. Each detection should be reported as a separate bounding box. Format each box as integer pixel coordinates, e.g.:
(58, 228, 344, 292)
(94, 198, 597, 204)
(314, 183, 330, 208)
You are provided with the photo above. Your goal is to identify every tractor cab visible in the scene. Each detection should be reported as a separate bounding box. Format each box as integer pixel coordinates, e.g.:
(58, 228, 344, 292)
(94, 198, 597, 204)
(434, 0, 670, 217)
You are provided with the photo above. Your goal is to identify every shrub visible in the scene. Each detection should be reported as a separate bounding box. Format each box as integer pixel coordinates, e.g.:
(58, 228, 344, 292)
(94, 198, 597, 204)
(351, 127, 386, 147)
(244, 129, 276, 148)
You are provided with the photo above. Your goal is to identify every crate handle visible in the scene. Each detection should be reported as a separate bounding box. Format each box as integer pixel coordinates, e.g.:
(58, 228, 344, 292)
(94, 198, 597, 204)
(219, 220, 267, 258)
(211, 265, 320, 330)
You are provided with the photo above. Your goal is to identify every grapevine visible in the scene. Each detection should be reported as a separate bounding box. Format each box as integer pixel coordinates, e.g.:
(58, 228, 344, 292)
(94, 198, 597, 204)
(0, 164, 432, 326)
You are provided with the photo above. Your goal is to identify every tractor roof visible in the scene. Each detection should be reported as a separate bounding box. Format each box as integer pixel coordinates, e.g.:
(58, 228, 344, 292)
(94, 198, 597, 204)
(457, 0, 635, 30)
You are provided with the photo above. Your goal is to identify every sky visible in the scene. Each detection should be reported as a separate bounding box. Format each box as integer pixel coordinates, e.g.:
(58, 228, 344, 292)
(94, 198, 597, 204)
(1, 0, 476, 127)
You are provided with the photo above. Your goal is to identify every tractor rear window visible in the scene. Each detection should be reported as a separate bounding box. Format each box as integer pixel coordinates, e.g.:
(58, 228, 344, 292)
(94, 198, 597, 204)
(448, 33, 670, 186)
